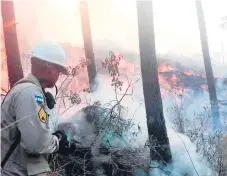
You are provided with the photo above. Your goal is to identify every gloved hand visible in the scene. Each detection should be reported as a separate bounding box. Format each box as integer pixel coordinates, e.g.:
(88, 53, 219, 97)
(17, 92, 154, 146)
(52, 130, 76, 156)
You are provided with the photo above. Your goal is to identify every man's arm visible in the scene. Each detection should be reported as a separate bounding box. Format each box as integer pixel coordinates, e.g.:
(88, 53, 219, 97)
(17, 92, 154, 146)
(14, 86, 59, 154)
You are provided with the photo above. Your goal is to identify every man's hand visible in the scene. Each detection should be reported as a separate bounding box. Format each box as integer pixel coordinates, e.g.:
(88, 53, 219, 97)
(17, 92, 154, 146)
(52, 130, 76, 156)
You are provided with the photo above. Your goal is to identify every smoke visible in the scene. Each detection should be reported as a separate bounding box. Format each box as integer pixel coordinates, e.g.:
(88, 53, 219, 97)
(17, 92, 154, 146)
(150, 128, 213, 176)
(51, 70, 216, 175)
(97, 71, 214, 175)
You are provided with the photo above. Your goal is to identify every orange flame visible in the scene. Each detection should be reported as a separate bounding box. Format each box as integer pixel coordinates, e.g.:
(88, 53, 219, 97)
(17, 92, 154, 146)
(184, 70, 200, 77)
(158, 74, 172, 90)
(200, 84, 208, 91)
(171, 74, 179, 86)
(158, 62, 175, 72)
(3, 20, 17, 30)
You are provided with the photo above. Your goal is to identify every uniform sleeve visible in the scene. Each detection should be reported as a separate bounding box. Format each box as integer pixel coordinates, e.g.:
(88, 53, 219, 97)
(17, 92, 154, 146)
(14, 87, 59, 154)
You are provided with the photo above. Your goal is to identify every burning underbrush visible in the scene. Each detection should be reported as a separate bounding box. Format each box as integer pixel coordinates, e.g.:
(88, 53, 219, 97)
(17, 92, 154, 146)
(48, 72, 216, 176)
(46, 53, 227, 175)
(1, 51, 226, 175)
(48, 103, 150, 176)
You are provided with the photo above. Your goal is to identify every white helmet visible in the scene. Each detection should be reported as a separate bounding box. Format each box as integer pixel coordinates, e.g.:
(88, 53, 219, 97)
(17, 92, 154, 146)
(31, 41, 69, 75)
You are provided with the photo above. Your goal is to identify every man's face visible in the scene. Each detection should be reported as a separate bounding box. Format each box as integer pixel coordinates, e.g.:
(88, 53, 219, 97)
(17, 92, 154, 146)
(45, 64, 61, 88)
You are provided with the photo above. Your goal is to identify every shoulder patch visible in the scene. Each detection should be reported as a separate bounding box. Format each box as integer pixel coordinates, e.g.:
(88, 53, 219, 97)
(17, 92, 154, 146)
(38, 108, 48, 123)
(35, 93, 43, 106)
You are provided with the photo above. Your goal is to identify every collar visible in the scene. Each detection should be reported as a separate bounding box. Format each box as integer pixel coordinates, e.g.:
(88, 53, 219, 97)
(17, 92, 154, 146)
(26, 73, 43, 90)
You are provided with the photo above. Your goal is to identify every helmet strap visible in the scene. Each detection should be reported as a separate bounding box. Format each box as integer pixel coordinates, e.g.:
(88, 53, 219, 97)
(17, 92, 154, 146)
(38, 78, 50, 89)
(54, 84, 58, 98)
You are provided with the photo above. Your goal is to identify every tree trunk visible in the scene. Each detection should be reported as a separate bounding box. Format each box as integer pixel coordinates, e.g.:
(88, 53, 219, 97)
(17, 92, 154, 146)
(1, 1, 23, 88)
(80, 1, 97, 91)
(136, 1, 172, 163)
(195, 0, 221, 130)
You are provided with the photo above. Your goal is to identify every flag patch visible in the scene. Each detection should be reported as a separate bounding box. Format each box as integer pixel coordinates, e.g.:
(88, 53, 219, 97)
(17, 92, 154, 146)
(35, 93, 43, 106)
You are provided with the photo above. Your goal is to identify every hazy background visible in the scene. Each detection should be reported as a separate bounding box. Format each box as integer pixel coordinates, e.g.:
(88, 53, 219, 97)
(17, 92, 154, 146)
(1, 0, 227, 88)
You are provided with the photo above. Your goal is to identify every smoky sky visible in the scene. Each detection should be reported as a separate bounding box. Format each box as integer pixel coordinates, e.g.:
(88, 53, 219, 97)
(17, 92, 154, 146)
(1, 0, 227, 75)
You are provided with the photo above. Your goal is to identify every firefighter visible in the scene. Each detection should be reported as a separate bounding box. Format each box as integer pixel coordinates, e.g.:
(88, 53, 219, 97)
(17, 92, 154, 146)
(1, 42, 74, 176)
